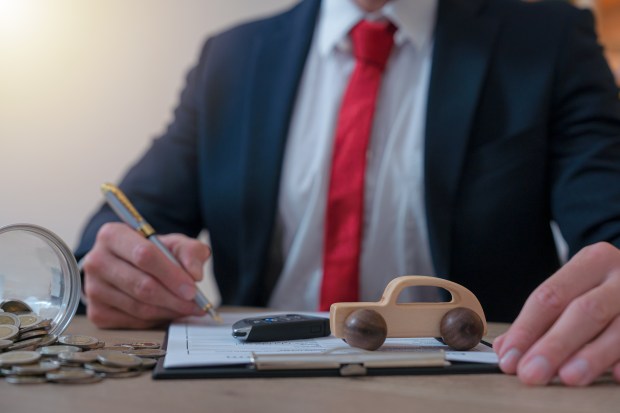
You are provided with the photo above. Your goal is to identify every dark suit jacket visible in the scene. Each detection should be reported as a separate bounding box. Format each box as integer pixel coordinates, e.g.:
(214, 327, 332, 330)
(76, 0, 620, 322)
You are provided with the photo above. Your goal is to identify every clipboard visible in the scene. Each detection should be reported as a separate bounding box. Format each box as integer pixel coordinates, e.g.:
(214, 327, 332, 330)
(152, 331, 501, 380)
(152, 275, 503, 380)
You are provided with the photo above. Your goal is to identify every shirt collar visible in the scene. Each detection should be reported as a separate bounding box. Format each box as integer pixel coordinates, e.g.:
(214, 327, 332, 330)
(317, 0, 438, 56)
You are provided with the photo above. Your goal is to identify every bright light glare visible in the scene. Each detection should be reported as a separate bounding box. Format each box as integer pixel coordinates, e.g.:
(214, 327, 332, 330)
(0, 0, 33, 34)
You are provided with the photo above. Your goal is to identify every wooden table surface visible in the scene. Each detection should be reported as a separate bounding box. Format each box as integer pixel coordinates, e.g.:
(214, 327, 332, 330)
(1, 315, 618, 413)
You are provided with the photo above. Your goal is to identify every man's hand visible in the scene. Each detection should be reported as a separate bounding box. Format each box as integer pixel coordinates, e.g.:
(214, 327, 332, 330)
(81, 222, 211, 329)
(494, 242, 620, 386)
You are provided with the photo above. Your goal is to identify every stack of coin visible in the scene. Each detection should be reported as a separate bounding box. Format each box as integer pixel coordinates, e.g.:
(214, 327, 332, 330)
(0, 299, 165, 385)
(0, 300, 56, 352)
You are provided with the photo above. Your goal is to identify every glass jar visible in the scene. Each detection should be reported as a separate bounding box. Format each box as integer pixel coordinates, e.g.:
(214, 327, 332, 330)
(0, 223, 80, 336)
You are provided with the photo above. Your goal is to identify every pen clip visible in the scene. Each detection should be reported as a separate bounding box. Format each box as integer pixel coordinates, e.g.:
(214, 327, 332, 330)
(101, 183, 155, 238)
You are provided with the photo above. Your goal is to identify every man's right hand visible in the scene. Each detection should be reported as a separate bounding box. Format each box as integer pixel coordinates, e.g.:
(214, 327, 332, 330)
(81, 222, 211, 329)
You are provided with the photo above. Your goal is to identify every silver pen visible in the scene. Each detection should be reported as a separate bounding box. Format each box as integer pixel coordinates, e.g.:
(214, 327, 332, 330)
(101, 182, 222, 323)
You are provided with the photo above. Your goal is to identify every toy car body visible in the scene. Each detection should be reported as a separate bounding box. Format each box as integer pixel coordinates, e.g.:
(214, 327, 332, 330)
(330, 275, 487, 339)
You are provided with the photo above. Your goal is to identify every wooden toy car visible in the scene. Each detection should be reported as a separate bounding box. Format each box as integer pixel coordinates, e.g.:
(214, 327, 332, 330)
(329, 276, 488, 351)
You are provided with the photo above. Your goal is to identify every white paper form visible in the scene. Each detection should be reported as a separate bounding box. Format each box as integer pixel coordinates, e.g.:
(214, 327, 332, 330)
(163, 312, 498, 369)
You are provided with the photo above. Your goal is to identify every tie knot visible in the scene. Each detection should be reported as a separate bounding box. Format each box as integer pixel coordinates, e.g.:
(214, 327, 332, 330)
(350, 20, 396, 70)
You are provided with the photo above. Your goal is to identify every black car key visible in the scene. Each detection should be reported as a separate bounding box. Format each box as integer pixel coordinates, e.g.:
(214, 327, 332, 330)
(231, 314, 331, 342)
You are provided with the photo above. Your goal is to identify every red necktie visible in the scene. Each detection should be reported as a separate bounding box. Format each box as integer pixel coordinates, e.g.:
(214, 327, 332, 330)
(320, 20, 396, 311)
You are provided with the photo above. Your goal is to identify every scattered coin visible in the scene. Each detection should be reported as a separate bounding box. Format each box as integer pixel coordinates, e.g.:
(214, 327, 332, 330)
(97, 352, 143, 368)
(69, 373, 104, 384)
(116, 341, 161, 350)
(59, 335, 100, 349)
(58, 351, 100, 363)
(12, 360, 60, 375)
(5, 375, 48, 385)
(0, 351, 41, 366)
(125, 348, 166, 358)
(103, 370, 143, 379)
(84, 362, 130, 374)
(39, 345, 82, 356)
(92, 341, 106, 349)
(102, 345, 135, 352)
(138, 357, 158, 369)
(0, 299, 161, 385)
(46, 369, 96, 383)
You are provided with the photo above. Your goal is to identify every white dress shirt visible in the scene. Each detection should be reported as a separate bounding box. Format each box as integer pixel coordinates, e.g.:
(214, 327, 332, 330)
(268, 0, 439, 310)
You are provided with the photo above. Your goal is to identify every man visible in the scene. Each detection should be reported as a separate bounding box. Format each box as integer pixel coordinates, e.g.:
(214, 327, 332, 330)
(76, 0, 620, 386)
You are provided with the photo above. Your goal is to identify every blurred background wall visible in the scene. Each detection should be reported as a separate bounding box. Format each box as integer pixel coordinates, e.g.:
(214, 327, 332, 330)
(594, 0, 620, 78)
(1, 0, 296, 248)
(1, 0, 619, 251)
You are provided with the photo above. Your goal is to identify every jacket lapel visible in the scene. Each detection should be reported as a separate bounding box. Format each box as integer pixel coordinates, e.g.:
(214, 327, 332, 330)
(239, 0, 321, 288)
(425, 0, 499, 276)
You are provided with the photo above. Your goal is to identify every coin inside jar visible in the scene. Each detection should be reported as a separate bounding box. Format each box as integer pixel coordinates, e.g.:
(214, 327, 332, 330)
(0, 300, 34, 314)
(0, 325, 19, 341)
(17, 313, 42, 329)
(37, 334, 58, 347)
(0, 339, 14, 350)
(19, 319, 52, 334)
(6, 337, 44, 351)
(0, 313, 20, 327)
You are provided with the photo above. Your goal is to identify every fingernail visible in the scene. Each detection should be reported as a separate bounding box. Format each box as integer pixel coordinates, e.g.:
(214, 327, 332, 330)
(499, 348, 522, 374)
(193, 306, 206, 316)
(520, 355, 552, 385)
(178, 284, 196, 300)
(560, 358, 590, 386)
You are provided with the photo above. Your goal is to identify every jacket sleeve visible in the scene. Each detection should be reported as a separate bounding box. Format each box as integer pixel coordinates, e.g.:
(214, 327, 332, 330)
(550, 7, 620, 256)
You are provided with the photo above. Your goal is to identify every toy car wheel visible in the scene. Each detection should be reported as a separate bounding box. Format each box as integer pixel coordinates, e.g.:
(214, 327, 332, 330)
(439, 307, 484, 350)
(342, 309, 387, 351)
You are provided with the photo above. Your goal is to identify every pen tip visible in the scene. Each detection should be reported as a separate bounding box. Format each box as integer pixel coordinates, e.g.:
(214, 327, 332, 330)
(209, 308, 223, 324)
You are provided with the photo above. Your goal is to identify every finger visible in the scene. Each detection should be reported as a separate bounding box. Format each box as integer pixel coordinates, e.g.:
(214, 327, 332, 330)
(558, 315, 620, 386)
(498, 243, 617, 374)
(84, 247, 199, 315)
(87, 300, 167, 330)
(614, 362, 620, 383)
(96, 223, 197, 301)
(516, 275, 620, 385)
(493, 334, 511, 369)
(85, 268, 199, 321)
(493, 333, 506, 354)
(160, 233, 211, 282)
